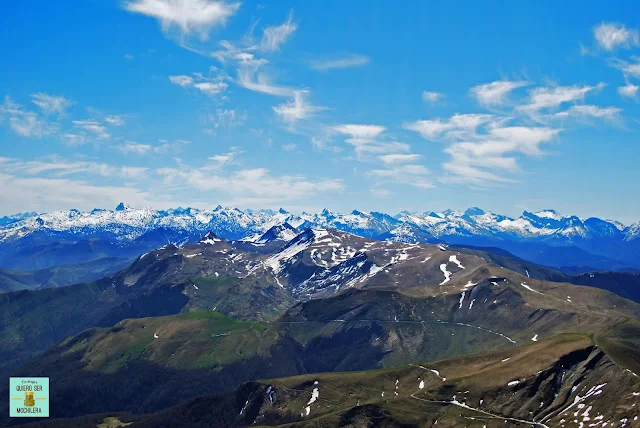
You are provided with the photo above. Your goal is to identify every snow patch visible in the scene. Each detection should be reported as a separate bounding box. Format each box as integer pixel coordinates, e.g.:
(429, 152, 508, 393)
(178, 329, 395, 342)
(521, 282, 544, 295)
(439, 263, 452, 285)
(449, 255, 465, 269)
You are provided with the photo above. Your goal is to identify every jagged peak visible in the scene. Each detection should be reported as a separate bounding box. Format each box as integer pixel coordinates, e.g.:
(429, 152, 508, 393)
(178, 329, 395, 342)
(199, 231, 222, 244)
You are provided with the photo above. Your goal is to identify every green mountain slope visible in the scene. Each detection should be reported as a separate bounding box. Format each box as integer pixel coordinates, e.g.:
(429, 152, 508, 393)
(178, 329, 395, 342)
(0, 257, 131, 293)
(15, 334, 640, 428)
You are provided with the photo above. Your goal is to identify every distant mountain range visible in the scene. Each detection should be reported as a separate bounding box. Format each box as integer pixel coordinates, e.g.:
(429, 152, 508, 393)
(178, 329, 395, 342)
(0, 203, 639, 272)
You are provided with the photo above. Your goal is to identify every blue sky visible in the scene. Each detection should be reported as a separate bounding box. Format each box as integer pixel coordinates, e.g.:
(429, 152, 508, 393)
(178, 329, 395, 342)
(1, 1, 639, 223)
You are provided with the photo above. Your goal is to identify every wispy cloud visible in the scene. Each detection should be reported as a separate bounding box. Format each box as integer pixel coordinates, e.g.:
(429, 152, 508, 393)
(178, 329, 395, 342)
(236, 68, 296, 97)
(379, 154, 421, 165)
(517, 83, 605, 115)
(260, 11, 297, 51)
(421, 91, 443, 104)
(470, 80, 529, 107)
(612, 57, 640, 78)
(118, 139, 190, 156)
(333, 124, 386, 140)
(368, 164, 433, 189)
(0, 96, 56, 138)
(310, 54, 370, 71)
(169, 72, 228, 96)
(30, 93, 74, 115)
(0, 172, 154, 214)
(105, 115, 125, 126)
(157, 162, 344, 201)
(208, 109, 247, 129)
(593, 22, 639, 51)
(73, 120, 110, 139)
(406, 112, 561, 185)
(311, 136, 342, 152)
(169, 75, 194, 87)
(403, 114, 497, 141)
(554, 104, 622, 121)
(123, 0, 241, 40)
(273, 90, 326, 124)
(333, 124, 409, 156)
(282, 143, 297, 151)
(1, 156, 148, 179)
(618, 83, 639, 100)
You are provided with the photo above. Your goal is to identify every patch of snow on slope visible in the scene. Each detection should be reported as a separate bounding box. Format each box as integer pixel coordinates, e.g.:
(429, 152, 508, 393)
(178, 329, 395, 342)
(264, 233, 313, 273)
(531, 334, 539, 341)
(521, 283, 544, 295)
(508, 380, 520, 387)
(440, 263, 452, 285)
(449, 255, 465, 269)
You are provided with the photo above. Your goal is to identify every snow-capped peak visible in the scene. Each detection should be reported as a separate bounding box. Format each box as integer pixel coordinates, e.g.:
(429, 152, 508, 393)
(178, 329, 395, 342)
(200, 231, 222, 245)
(531, 209, 564, 221)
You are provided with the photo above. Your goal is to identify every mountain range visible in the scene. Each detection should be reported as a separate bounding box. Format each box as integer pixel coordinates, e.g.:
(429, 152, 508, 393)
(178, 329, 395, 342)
(1, 226, 639, 427)
(1, 204, 639, 273)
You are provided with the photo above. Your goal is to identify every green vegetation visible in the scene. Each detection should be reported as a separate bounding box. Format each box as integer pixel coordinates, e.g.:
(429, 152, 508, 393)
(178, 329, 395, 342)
(0, 257, 130, 293)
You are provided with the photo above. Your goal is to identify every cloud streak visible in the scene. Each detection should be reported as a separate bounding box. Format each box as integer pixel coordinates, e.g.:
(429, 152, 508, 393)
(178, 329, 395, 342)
(310, 54, 370, 71)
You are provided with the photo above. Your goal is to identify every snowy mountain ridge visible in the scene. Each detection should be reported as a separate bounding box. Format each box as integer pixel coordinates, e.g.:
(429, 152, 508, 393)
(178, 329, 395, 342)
(0, 204, 637, 244)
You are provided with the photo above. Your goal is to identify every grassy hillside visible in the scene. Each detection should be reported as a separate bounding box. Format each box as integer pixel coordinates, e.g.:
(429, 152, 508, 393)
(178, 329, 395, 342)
(0, 257, 131, 293)
(16, 334, 640, 427)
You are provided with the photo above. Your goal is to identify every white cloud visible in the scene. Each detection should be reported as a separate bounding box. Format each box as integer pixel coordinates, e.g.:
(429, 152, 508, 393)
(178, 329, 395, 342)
(105, 115, 125, 126)
(0, 157, 148, 180)
(208, 151, 237, 166)
(124, 54, 135, 60)
(30, 93, 74, 115)
(169, 75, 195, 87)
(73, 120, 110, 139)
(618, 83, 639, 100)
(118, 139, 190, 155)
(614, 58, 640, 78)
(470, 80, 529, 107)
(310, 54, 370, 71)
(169, 73, 228, 96)
(282, 143, 297, 151)
(333, 123, 410, 157)
(123, 0, 241, 40)
(261, 12, 297, 51)
(422, 91, 443, 103)
(193, 81, 228, 95)
(406, 111, 561, 185)
(333, 124, 387, 140)
(517, 83, 605, 115)
(212, 41, 268, 67)
(60, 134, 87, 146)
(0, 96, 56, 138)
(237, 68, 296, 96)
(273, 90, 326, 124)
(403, 114, 497, 141)
(368, 164, 433, 189)
(555, 104, 622, 120)
(209, 109, 247, 128)
(379, 154, 421, 165)
(157, 164, 344, 201)
(0, 172, 154, 215)
(311, 136, 342, 152)
(593, 22, 639, 51)
(118, 142, 154, 155)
